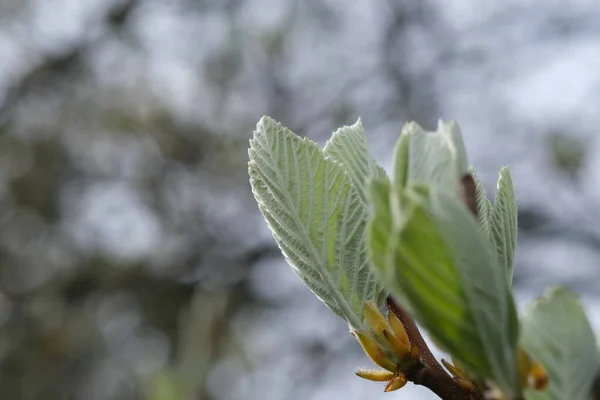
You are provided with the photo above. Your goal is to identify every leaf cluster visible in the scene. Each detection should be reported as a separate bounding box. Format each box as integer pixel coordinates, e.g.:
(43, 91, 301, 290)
(248, 116, 600, 400)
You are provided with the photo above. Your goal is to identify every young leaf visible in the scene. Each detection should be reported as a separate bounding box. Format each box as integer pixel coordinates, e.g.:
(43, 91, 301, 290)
(248, 116, 382, 329)
(323, 118, 388, 205)
(366, 177, 396, 292)
(368, 181, 519, 397)
(395, 120, 469, 194)
(489, 166, 518, 284)
(468, 167, 492, 236)
(521, 286, 600, 400)
(323, 120, 389, 306)
(392, 127, 410, 190)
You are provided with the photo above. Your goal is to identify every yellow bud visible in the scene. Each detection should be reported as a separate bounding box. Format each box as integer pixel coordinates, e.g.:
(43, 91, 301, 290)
(517, 347, 533, 389)
(484, 384, 509, 400)
(384, 373, 407, 392)
(355, 368, 395, 382)
(455, 377, 476, 392)
(387, 311, 410, 348)
(363, 301, 388, 335)
(441, 358, 462, 378)
(451, 356, 471, 379)
(353, 330, 398, 372)
(382, 329, 410, 360)
(529, 362, 548, 391)
(409, 343, 420, 359)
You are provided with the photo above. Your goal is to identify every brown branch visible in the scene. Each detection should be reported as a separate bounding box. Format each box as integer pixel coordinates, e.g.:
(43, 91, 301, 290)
(385, 297, 482, 400)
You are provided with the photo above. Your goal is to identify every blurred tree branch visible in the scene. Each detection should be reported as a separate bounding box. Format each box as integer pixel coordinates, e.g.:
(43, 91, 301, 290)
(0, 0, 138, 127)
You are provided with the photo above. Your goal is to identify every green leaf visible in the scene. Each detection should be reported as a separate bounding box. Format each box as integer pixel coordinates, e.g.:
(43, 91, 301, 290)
(490, 166, 518, 284)
(522, 286, 600, 400)
(392, 127, 410, 190)
(248, 116, 382, 328)
(395, 120, 469, 193)
(323, 118, 388, 205)
(368, 180, 519, 396)
(366, 177, 395, 291)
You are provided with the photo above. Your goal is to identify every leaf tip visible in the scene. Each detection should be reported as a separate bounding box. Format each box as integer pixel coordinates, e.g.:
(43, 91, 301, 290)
(382, 329, 410, 359)
(384, 373, 407, 392)
(355, 368, 395, 382)
(353, 330, 398, 372)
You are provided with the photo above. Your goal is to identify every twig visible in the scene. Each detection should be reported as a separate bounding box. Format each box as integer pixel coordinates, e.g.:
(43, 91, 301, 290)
(385, 297, 481, 400)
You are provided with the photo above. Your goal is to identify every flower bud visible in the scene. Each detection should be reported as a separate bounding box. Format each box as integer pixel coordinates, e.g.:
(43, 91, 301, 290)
(353, 330, 397, 372)
(355, 369, 395, 382)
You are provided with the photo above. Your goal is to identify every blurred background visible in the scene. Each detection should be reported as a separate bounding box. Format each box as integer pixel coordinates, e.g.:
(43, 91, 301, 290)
(1, 0, 600, 399)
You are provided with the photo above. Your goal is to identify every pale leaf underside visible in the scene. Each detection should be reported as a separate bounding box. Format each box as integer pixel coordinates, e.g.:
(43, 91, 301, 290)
(249, 117, 382, 328)
(469, 167, 492, 236)
(490, 166, 518, 284)
(324, 119, 388, 204)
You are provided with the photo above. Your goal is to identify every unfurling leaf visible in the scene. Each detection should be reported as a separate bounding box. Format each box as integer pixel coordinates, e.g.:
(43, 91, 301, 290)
(368, 122, 520, 397)
(393, 120, 469, 194)
(489, 166, 518, 284)
(469, 167, 492, 235)
(248, 116, 384, 329)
